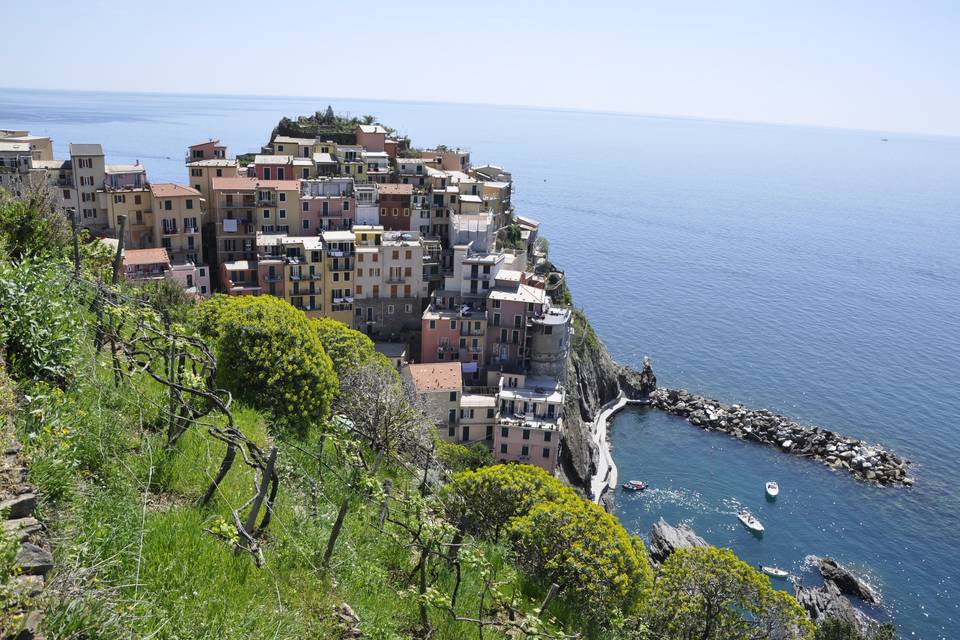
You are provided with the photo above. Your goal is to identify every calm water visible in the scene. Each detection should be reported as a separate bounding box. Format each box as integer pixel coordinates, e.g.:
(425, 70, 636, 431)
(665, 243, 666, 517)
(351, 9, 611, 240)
(2, 88, 959, 638)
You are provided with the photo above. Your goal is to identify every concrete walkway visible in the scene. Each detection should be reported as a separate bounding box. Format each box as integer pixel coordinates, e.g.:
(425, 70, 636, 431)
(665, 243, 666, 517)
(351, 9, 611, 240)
(590, 393, 627, 503)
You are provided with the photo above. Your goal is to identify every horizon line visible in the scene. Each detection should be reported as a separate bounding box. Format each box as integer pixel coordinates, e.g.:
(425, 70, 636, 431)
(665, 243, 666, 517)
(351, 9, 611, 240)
(2, 84, 958, 142)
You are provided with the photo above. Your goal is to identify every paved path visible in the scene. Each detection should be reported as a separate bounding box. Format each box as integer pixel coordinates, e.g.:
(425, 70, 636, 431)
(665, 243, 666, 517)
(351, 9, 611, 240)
(590, 393, 627, 503)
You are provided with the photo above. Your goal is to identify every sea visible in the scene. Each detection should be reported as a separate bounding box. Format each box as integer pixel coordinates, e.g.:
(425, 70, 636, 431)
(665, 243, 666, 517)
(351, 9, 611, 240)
(2, 87, 958, 638)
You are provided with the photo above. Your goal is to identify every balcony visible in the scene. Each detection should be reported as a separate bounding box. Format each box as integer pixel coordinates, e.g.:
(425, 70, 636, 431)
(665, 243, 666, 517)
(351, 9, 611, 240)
(386, 276, 406, 284)
(438, 344, 457, 353)
(161, 226, 178, 236)
(264, 274, 283, 283)
(184, 226, 200, 235)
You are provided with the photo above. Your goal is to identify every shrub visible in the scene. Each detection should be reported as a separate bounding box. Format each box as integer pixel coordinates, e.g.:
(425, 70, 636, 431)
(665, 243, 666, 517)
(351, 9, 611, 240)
(311, 317, 393, 378)
(0, 259, 83, 385)
(509, 496, 653, 622)
(196, 295, 337, 433)
(641, 546, 814, 640)
(447, 464, 578, 538)
(0, 191, 71, 260)
(436, 440, 494, 473)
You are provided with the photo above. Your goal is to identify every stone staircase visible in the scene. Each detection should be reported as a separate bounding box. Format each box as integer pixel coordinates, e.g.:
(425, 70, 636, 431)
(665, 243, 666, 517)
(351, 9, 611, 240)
(2, 441, 52, 639)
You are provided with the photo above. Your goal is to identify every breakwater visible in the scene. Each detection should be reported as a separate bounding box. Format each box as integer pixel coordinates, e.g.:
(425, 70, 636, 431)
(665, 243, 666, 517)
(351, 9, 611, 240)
(648, 388, 913, 486)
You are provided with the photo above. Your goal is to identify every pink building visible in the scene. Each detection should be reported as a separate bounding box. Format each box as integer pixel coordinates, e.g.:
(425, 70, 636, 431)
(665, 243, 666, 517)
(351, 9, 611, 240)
(485, 277, 548, 376)
(187, 139, 226, 162)
(355, 124, 387, 152)
(301, 178, 355, 231)
(492, 373, 563, 474)
(420, 308, 463, 363)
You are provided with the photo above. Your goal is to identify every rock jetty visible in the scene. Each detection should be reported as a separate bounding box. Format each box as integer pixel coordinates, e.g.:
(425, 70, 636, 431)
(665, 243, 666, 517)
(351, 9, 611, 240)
(648, 388, 912, 486)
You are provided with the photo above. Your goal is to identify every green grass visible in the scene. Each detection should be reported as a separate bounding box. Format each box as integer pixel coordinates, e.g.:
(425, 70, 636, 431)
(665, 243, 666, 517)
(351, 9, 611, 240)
(14, 339, 573, 639)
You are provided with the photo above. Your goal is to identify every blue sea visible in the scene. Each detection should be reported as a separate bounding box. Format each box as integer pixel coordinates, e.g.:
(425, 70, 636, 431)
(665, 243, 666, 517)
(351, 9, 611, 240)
(2, 87, 958, 638)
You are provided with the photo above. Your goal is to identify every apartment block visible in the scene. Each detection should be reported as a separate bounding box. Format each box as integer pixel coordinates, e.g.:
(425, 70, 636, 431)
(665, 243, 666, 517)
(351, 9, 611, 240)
(493, 372, 563, 473)
(321, 230, 355, 326)
(150, 183, 205, 266)
(69, 143, 106, 227)
(300, 177, 354, 232)
(404, 362, 463, 440)
(353, 226, 428, 339)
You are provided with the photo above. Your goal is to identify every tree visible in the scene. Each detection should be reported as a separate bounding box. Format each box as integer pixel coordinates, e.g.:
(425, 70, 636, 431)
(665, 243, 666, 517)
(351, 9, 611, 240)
(323, 105, 335, 123)
(336, 360, 431, 466)
(311, 317, 393, 378)
(815, 619, 897, 640)
(446, 464, 577, 538)
(640, 547, 814, 640)
(362, 115, 376, 125)
(196, 295, 337, 433)
(436, 440, 494, 473)
(509, 496, 653, 623)
(0, 189, 71, 260)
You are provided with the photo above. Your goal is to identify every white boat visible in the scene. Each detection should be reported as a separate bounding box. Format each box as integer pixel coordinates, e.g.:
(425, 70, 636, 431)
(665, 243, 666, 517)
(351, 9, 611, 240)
(759, 565, 789, 579)
(766, 481, 779, 498)
(737, 510, 765, 533)
(622, 480, 647, 491)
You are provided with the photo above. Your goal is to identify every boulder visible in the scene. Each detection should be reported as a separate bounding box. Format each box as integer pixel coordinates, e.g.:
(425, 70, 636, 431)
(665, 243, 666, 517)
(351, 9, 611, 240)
(0, 493, 37, 520)
(648, 518, 708, 564)
(817, 557, 878, 603)
(2, 517, 41, 542)
(795, 584, 877, 636)
(15, 543, 53, 576)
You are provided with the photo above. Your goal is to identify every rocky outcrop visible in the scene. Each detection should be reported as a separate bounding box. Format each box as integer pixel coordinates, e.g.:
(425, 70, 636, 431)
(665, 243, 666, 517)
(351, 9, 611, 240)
(648, 388, 912, 486)
(648, 518, 708, 564)
(795, 582, 880, 637)
(560, 310, 622, 488)
(816, 557, 879, 604)
(618, 356, 657, 400)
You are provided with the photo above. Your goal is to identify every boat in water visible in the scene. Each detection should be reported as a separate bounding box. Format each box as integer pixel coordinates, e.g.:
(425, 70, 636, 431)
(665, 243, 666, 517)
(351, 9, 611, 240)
(737, 510, 765, 533)
(759, 565, 789, 579)
(766, 481, 779, 498)
(622, 480, 647, 491)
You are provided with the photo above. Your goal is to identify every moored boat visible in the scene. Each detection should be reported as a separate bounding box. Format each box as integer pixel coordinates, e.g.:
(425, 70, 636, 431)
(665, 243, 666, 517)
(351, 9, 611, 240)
(737, 509, 765, 533)
(759, 564, 789, 579)
(622, 480, 647, 491)
(766, 481, 779, 498)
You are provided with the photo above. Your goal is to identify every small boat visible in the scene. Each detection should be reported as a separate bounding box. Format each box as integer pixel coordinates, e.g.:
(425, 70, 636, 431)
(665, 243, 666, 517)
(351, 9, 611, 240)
(759, 565, 789, 579)
(766, 481, 779, 498)
(737, 510, 765, 533)
(622, 480, 647, 491)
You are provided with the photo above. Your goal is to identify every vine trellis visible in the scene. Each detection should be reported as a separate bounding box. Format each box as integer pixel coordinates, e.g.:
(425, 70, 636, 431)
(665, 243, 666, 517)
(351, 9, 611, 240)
(81, 275, 278, 565)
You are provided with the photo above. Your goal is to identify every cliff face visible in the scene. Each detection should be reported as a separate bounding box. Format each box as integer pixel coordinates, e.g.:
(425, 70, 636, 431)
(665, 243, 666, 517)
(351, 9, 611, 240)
(559, 311, 623, 488)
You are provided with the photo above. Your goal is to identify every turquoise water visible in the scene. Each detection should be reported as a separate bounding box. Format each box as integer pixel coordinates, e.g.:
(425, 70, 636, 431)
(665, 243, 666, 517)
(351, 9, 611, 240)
(2, 88, 958, 637)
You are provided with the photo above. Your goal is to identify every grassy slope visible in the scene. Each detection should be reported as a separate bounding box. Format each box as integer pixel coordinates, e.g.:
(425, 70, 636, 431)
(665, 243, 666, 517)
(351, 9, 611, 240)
(17, 331, 561, 639)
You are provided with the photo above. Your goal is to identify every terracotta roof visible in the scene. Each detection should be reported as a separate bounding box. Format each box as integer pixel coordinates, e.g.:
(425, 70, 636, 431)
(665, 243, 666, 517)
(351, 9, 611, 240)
(150, 183, 202, 198)
(407, 363, 462, 392)
(123, 247, 170, 266)
(378, 183, 413, 195)
(212, 176, 257, 191)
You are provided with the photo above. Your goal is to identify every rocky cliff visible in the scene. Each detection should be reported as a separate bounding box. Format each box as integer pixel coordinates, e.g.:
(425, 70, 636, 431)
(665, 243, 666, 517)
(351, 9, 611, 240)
(560, 310, 656, 489)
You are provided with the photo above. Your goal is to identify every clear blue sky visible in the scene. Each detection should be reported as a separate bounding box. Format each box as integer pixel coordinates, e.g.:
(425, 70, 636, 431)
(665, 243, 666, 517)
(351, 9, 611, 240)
(8, 0, 959, 136)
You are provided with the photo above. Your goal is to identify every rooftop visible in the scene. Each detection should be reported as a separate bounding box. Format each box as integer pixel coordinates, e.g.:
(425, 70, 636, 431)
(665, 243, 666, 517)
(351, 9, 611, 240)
(489, 283, 546, 305)
(321, 230, 356, 242)
(151, 183, 202, 199)
(407, 362, 463, 392)
(254, 154, 293, 165)
(378, 184, 414, 195)
(123, 247, 170, 266)
(273, 136, 315, 145)
(374, 342, 408, 358)
(188, 139, 221, 148)
(313, 152, 337, 164)
(211, 176, 257, 191)
(69, 143, 104, 156)
(186, 158, 237, 167)
(105, 164, 145, 174)
(357, 124, 388, 134)
(0, 142, 30, 152)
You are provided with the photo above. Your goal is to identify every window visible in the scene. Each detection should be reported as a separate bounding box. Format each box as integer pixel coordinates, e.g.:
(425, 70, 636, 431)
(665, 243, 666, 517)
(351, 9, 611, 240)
(521, 445, 529, 457)
(191, 168, 201, 177)
(216, 169, 223, 177)
(164, 200, 172, 211)
(405, 304, 412, 313)
(542, 447, 550, 458)
(500, 444, 508, 454)
(449, 391, 457, 402)
(263, 209, 270, 219)
(302, 202, 309, 212)
(448, 425, 455, 437)
(279, 209, 287, 219)
(501, 427, 509, 437)
(544, 431, 552, 442)
(186, 199, 193, 209)
(302, 220, 310, 229)
(487, 408, 495, 419)
(522, 429, 530, 440)
(461, 426, 469, 442)
(429, 320, 436, 329)
(448, 409, 456, 424)
(263, 167, 271, 180)
(279, 193, 286, 202)
(343, 201, 349, 211)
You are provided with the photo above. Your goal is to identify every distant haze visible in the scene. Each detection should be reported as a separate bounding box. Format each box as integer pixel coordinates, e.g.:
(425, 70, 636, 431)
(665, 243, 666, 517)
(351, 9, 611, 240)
(6, 0, 959, 137)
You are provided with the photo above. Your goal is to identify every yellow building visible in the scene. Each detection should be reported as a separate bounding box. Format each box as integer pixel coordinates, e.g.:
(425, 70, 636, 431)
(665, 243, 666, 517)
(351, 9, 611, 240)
(96, 186, 154, 249)
(187, 159, 240, 203)
(321, 230, 356, 325)
(150, 183, 205, 265)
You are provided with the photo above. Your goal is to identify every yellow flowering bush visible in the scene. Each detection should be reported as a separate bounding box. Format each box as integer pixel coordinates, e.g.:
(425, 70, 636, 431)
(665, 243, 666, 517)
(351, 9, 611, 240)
(197, 295, 337, 434)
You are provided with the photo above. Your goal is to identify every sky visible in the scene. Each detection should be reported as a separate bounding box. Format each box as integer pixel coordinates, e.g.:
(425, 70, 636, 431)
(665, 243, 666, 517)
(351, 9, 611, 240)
(6, 0, 959, 136)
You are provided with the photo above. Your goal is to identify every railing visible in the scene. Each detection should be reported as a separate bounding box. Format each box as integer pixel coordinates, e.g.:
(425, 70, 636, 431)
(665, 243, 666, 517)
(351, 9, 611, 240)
(463, 386, 498, 396)
(184, 226, 200, 235)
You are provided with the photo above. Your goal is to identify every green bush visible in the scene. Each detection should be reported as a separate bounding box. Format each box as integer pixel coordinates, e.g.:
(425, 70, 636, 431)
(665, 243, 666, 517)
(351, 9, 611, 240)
(311, 317, 394, 378)
(509, 496, 653, 622)
(0, 259, 83, 385)
(196, 295, 337, 433)
(0, 191, 71, 260)
(447, 464, 576, 538)
(436, 440, 494, 473)
(641, 546, 814, 640)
